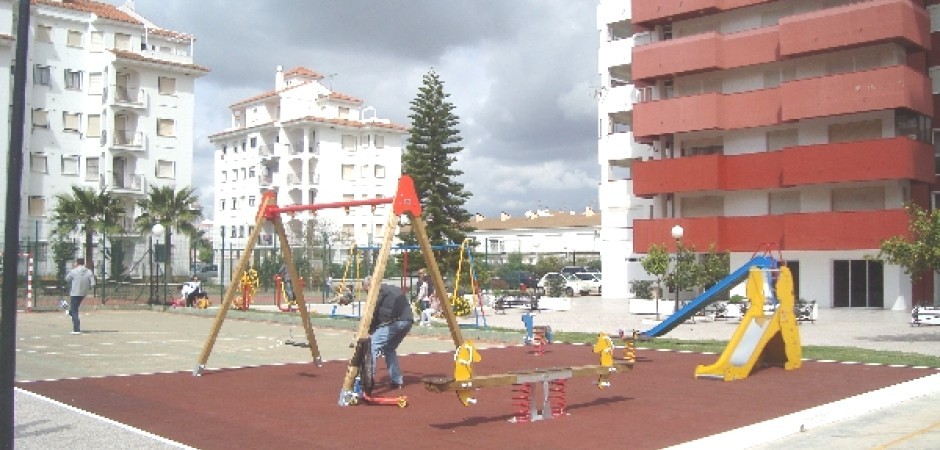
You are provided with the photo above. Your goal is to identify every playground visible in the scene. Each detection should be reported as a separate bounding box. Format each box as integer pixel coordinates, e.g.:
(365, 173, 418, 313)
(11, 308, 937, 449)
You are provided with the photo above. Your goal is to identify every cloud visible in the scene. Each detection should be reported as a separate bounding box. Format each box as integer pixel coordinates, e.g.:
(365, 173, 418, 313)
(111, 0, 601, 218)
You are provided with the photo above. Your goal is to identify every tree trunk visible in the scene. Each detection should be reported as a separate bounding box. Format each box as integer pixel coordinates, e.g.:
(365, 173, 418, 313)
(85, 229, 94, 271)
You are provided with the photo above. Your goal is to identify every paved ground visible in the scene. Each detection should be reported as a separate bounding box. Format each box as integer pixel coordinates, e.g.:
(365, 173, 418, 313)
(10, 297, 940, 448)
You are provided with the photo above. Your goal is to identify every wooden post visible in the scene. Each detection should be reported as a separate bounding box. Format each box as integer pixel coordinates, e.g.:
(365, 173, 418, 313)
(271, 214, 321, 365)
(411, 216, 463, 347)
(194, 194, 274, 375)
(338, 208, 400, 404)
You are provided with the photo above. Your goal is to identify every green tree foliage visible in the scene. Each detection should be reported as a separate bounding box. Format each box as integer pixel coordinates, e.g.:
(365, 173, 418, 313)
(693, 244, 730, 296)
(534, 255, 564, 277)
(51, 238, 78, 283)
(875, 203, 940, 281)
(49, 186, 125, 271)
(135, 186, 203, 277)
(641, 244, 669, 296)
(400, 69, 474, 273)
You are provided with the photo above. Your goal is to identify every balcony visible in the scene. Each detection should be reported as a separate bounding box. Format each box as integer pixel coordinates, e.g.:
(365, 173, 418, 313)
(634, 65, 930, 139)
(599, 85, 634, 114)
(110, 173, 145, 195)
(110, 130, 147, 153)
(308, 173, 320, 185)
(106, 85, 148, 110)
(633, 137, 934, 196)
(259, 144, 278, 160)
(599, 132, 651, 162)
(599, 179, 646, 210)
(632, 27, 778, 81)
(632, 0, 772, 28)
(781, 65, 933, 121)
(633, 209, 910, 252)
(780, 0, 929, 57)
(599, 36, 633, 71)
(259, 175, 274, 187)
(286, 173, 302, 185)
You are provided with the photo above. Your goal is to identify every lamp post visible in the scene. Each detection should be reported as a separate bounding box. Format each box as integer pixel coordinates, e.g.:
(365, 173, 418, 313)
(148, 234, 155, 304)
(671, 224, 684, 314)
(152, 223, 166, 305)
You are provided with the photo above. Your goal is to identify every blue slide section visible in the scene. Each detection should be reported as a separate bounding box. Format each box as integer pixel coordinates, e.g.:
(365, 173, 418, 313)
(640, 255, 777, 338)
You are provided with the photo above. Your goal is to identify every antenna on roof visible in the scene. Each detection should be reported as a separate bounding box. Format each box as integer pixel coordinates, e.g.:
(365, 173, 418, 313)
(325, 73, 338, 90)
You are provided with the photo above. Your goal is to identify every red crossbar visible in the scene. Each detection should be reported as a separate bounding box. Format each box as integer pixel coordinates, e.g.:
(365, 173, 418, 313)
(265, 198, 393, 219)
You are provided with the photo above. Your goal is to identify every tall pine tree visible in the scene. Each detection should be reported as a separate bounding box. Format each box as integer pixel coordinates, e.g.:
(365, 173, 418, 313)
(401, 70, 473, 273)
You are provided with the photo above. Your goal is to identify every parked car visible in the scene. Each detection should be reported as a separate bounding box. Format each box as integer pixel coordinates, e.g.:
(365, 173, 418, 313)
(191, 263, 219, 282)
(488, 271, 538, 291)
(560, 265, 593, 275)
(573, 272, 602, 295)
(537, 272, 582, 297)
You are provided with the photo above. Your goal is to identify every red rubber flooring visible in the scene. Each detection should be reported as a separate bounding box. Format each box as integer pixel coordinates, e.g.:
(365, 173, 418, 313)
(16, 344, 934, 449)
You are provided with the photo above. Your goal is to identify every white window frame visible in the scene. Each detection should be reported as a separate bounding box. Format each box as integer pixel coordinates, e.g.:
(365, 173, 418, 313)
(89, 31, 104, 52)
(158, 76, 176, 95)
(341, 164, 355, 180)
(33, 65, 51, 86)
(61, 155, 80, 176)
(31, 109, 49, 129)
(64, 69, 83, 90)
(85, 157, 99, 182)
(66, 30, 83, 48)
(374, 164, 386, 179)
(30, 153, 48, 173)
(341, 135, 357, 150)
(114, 33, 131, 51)
(28, 196, 46, 217)
(86, 114, 101, 138)
(374, 135, 385, 149)
(157, 118, 176, 137)
(63, 112, 81, 133)
(36, 25, 53, 43)
(156, 160, 176, 179)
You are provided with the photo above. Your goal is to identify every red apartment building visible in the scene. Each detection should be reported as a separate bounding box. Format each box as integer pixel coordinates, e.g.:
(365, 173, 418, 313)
(624, 0, 939, 309)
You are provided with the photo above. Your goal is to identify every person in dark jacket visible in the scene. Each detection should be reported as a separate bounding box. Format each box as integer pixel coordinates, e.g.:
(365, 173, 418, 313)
(365, 275, 413, 389)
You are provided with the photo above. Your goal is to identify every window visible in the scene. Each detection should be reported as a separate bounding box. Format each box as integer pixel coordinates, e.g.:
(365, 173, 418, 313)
(231, 227, 236, 238)
(30, 153, 48, 173)
(769, 191, 799, 215)
(766, 129, 797, 151)
(86, 114, 101, 137)
(249, 167, 256, 178)
(220, 199, 226, 210)
(221, 171, 228, 182)
(63, 112, 81, 132)
(362, 134, 371, 148)
(361, 165, 370, 178)
(832, 186, 885, 212)
(341, 135, 357, 150)
(158, 76, 176, 95)
(157, 118, 176, 137)
(66, 30, 83, 48)
(28, 197, 45, 217)
(36, 25, 52, 43)
(341, 164, 355, 180)
(248, 196, 256, 207)
(90, 31, 104, 52)
(64, 69, 83, 90)
(241, 168, 246, 179)
(239, 226, 245, 238)
(828, 119, 882, 144)
(232, 197, 237, 209)
(156, 160, 175, 179)
(60, 155, 80, 176)
(374, 164, 386, 179)
(88, 72, 103, 95)
(33, 65, 51, 86)
(249, 137, 257, 148)
(31, 109, 49, 128)
(114, 33, 131, 51)
(338, 107, 350, 119)
(85, 157, 99, 181)
(374, 135, 384, 149)
(343, 194, 355, 202)
(896, 111, 932, 144)
(342, 224, 354, 237)
(680, 195, 724, 218)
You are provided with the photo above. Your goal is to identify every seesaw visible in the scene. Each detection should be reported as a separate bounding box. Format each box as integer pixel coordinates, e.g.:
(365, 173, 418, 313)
(422, 334, 635, 423)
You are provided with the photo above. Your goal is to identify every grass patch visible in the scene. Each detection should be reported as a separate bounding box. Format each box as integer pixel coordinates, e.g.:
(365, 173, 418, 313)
(549, 331, 940, 368)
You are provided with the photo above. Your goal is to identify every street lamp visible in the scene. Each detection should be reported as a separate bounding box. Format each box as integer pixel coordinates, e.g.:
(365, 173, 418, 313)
(671, 224, 684, 314)
(152, 223, 166, 305)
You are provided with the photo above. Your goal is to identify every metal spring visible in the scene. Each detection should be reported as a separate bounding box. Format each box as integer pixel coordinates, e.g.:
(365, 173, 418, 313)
(511, 383, 532, 423)
(549, 379, 567, 417)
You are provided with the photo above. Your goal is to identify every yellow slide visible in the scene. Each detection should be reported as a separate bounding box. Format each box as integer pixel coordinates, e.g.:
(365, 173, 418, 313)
(694, 266, 802, 381)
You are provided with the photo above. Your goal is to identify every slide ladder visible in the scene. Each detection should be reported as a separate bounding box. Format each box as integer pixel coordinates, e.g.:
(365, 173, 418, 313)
(694, 265, 802, 381)
(641, 255, 777, 338)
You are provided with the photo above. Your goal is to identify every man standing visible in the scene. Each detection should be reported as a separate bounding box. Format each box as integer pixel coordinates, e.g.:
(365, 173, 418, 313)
(65, 258, 95, 335)
(365, 275, 413, 389)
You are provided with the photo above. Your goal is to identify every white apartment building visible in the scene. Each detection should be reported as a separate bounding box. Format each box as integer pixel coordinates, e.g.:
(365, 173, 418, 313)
(596, 0, 654, 299)
(208, 66, 407, 260)
(467, 209, 602, 266)
(0, 0, 207, 278)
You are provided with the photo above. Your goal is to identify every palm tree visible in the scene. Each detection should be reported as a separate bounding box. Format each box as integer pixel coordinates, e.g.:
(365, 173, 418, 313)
(49, 186, 125, 272)
(135, 186, 203, 278)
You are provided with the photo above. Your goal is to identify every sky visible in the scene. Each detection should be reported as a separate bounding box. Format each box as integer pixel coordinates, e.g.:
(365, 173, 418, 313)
(108, 0, 602, 219)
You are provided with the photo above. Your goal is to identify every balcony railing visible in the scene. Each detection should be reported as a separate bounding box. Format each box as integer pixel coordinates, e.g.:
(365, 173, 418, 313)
(287, 173, 302, 185)
(112, 130, 146, 151)
(106, 85, 148, 109)
(110, 173, 144, 194)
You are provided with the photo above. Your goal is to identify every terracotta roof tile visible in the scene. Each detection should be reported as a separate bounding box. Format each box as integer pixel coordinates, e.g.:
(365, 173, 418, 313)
(283, 116, 409, 132)
(322, 92, 363, 105)
(110, 49, 210, 73)
(470, 213, 601, 231)
(33, 0, 142, 25)
(284, 67, 323, 79)
(147, 27, 192, 41)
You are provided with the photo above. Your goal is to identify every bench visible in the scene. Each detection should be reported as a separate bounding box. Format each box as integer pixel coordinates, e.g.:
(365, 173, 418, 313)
(493, 291, 540, 313)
